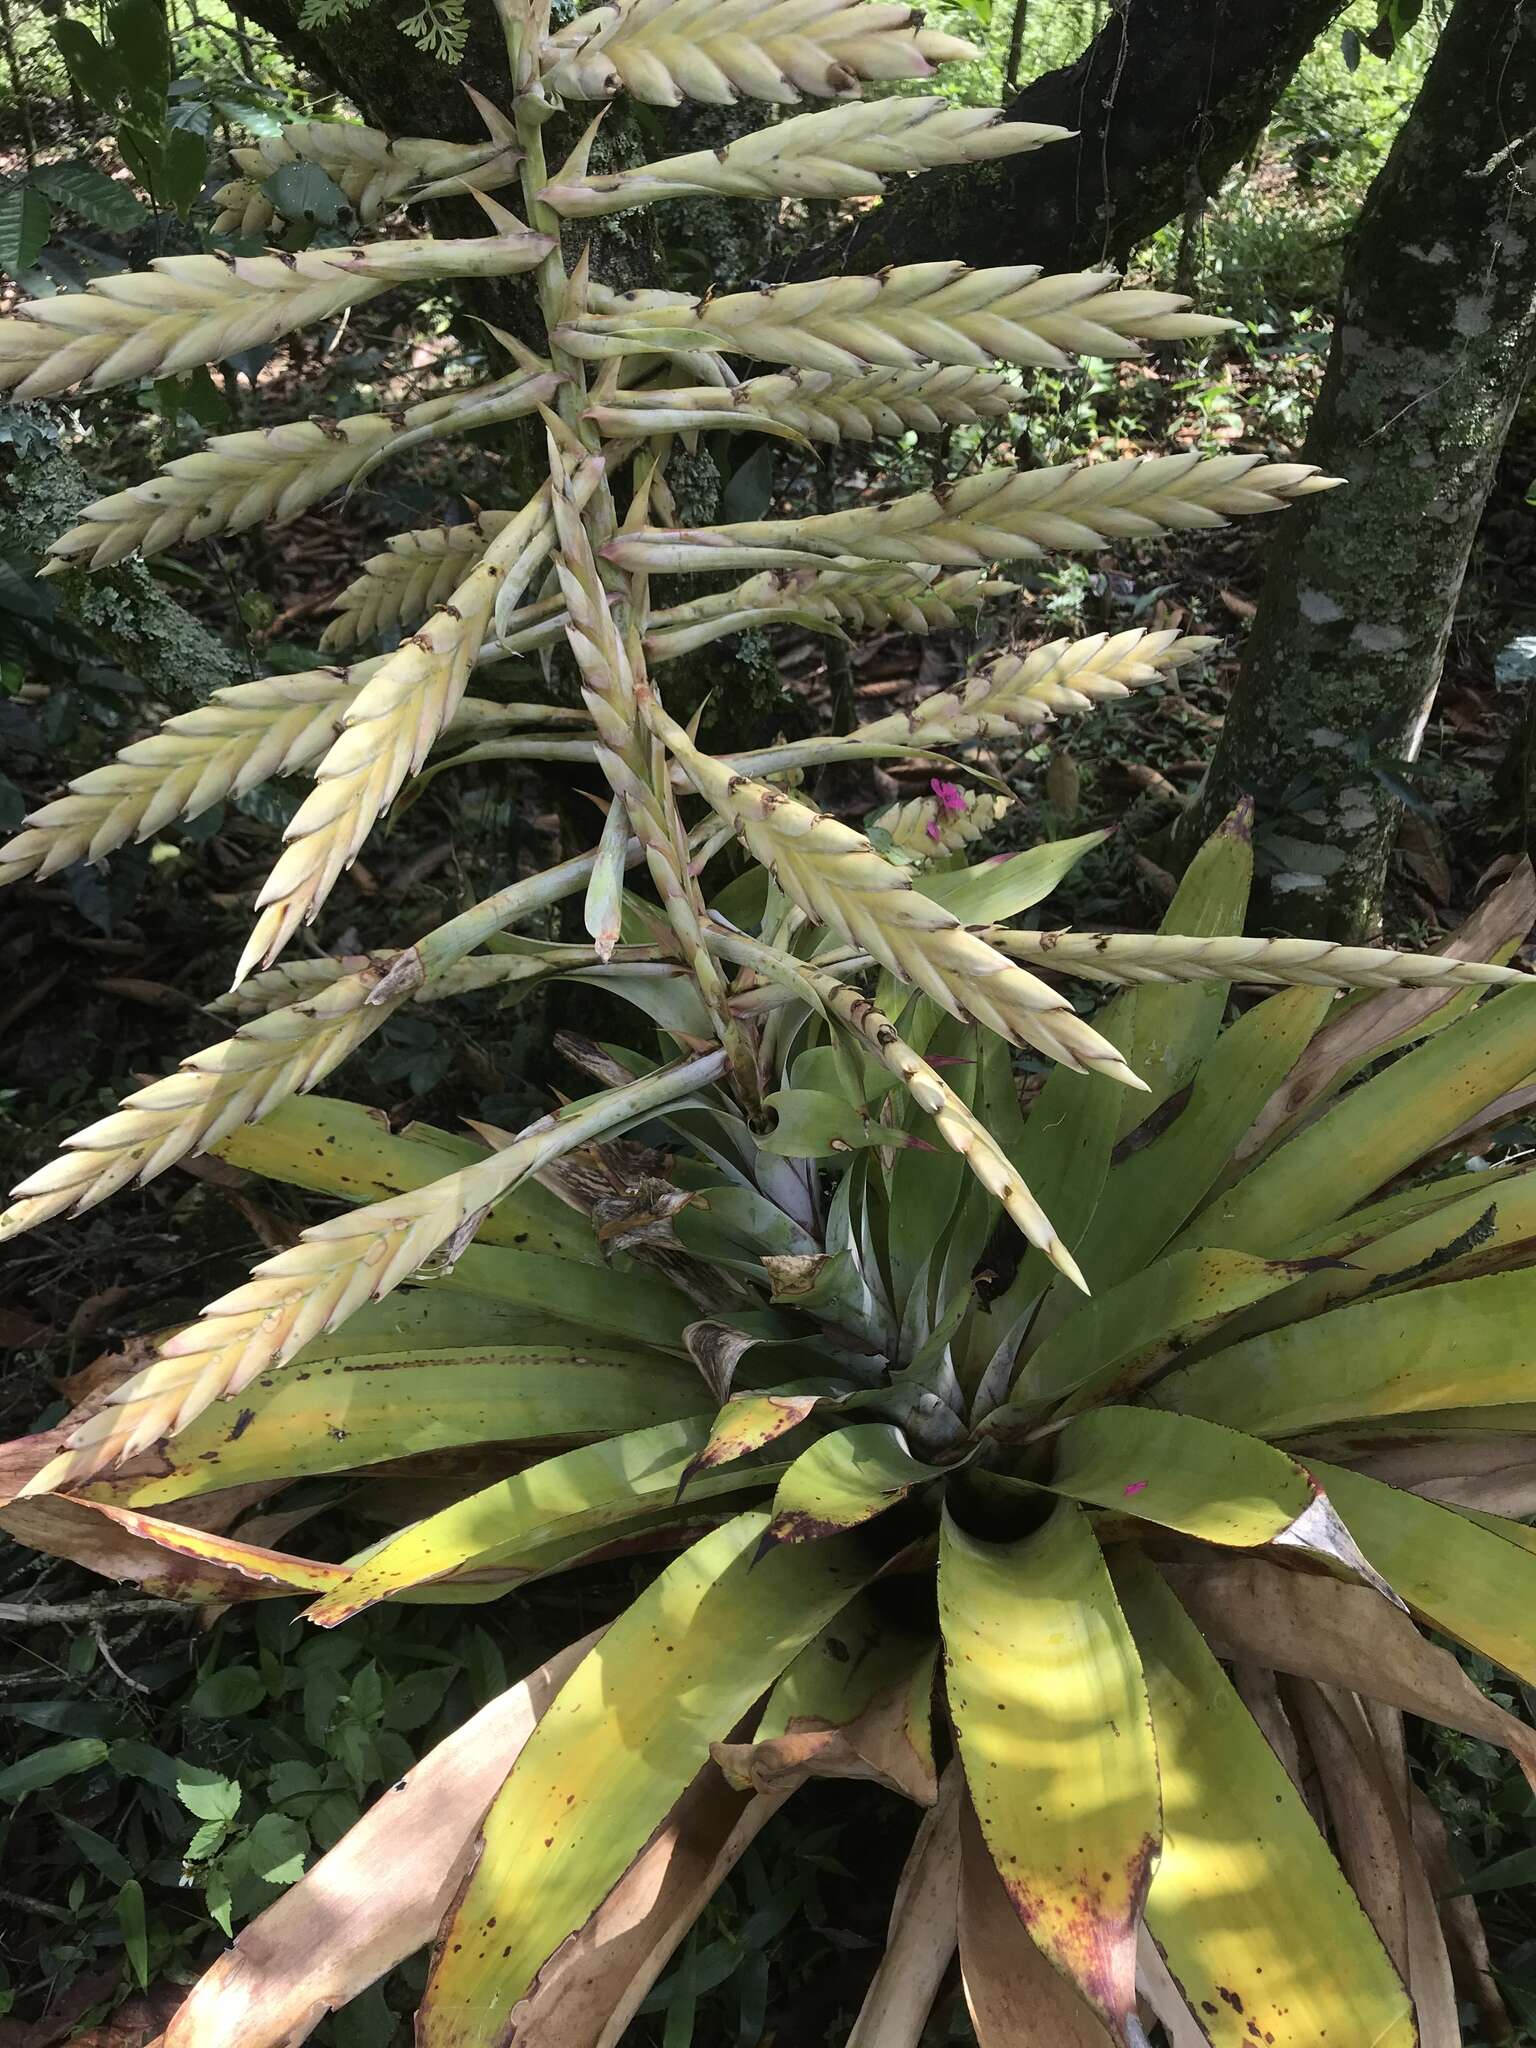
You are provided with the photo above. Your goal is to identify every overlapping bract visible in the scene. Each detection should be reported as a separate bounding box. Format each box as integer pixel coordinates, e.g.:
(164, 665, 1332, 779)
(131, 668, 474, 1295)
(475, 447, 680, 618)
(541, 98, 1070, 213)
(43, 368, 560, 572)
(0, 228, 551, 401)
(211, 118, 520, 236)
(560, 260, 1232, 374)
(608, 454, 1340, 571)
(540, 0, 977, 105)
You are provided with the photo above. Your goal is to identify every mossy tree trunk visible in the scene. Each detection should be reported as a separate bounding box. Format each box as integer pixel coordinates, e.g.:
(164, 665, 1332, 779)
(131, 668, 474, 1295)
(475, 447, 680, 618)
(1186, 0, 1536, 939)
(838, 0, 1351, 275)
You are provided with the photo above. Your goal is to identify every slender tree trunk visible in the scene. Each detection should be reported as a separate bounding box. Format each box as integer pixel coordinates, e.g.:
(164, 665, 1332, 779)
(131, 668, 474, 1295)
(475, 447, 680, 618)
(1185, 0, 1536, 939)
(838, 0, 1351, 276)
(1002, 0, 1029, 96)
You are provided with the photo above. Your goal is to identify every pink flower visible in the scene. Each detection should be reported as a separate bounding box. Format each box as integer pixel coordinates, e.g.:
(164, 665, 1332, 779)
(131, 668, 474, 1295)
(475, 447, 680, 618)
(930, 777, 967, 813)
(925, 819, 943, 842)
(1123, 1480, 1148, 1497)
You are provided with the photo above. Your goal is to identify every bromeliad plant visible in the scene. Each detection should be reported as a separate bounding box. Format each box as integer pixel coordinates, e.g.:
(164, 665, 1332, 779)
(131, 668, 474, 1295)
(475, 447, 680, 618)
(3, 2, 1536, 2042)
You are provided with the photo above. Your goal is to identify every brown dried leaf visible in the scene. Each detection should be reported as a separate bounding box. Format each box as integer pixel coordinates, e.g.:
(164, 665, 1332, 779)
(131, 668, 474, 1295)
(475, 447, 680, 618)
(495, 1768, 784, 2048)
(159, 1631, 601, 2048)
(957, 1800, 1117, 2047)
(1166, 1558, 1536, 1793)
(846, 1761, 963, 2048)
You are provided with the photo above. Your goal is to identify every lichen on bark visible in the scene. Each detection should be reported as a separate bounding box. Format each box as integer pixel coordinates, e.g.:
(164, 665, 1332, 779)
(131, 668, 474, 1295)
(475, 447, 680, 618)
(1187, 0, 1536, 940)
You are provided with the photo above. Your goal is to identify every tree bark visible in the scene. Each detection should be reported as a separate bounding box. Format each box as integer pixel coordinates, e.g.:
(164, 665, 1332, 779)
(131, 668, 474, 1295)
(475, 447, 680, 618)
(1185, 0, 1536, 939)
(837, 0, 1351, 275)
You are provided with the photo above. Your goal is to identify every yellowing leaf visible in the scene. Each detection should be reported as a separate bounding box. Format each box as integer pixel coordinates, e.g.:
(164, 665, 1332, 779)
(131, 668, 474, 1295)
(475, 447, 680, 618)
(938, 1502, 1159, 2043)
(1114, 1555, 1415, 2048)
(99, 1344, 707, 1509)
(1151, 1269, 1536, 1435)
(1005, 1247, 1313, 1420)
(1307, 1463, 1536, 1684)
(304, 1416, 771, 1624)
(418, 1512, 873, 2043)
(764, 1422, 943, 1544)
(1044, 1407, 1314, 1545)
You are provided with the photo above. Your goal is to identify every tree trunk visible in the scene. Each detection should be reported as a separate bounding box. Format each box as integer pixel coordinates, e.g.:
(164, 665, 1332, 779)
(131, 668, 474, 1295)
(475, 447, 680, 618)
(1185, 0, 1536, 939)
(838, 0, 1351, 275)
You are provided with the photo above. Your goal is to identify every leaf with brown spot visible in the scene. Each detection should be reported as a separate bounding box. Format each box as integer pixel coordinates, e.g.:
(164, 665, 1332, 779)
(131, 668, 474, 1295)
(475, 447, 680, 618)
(1114, 1554, 1415, 2048)
(939, 1501, 1160, 2045)
(957, 1798, 1117, 2047)
(0, 1493, 345, 1601)
(676, 1383, 833, 1495)
(761, 1422, 944, 1548)
(713, 1600, 937, 1804)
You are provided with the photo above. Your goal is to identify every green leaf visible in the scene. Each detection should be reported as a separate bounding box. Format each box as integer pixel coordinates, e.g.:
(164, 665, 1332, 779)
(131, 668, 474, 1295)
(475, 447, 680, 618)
(30, 160, 147, 231)
(0, 183, 51, 278)
(159, 124, 209, 217)
(107, 0, 171, 105)
(176, 1772, 242, 1822)
(1306, 1463, 1536, 1684)
(764, 1423, 941, 1544)
(50, 18, 129, 110)
(188, 1665, 268, 1717)
(117, 1879, 149, 1989)
(723, 442, 775, 521)
(0, 1737, 108, 1800)
(57, 1815, 133, 1885)
(262, 159, 353, 227)
(245, 1810, 309, 1884)
(938, 1501, 1159, 2040)
(1151, 1269, 1536, 1435)
(1179, 984, 1536, 1259)
(418, 1513, 874, 2037)
(1115, 1553, 1415, 2048)
(1007, 1247, 1314, 1419)
(917, 830, 1109, 924)
(759, 1086, 890, 1158)
(381, 1668, 457, 1732)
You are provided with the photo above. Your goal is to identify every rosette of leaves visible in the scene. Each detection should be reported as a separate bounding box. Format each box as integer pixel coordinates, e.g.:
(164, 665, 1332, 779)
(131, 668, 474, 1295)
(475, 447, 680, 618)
(5, 819, 1536, 2048)
(2, 0, 1536, 2036)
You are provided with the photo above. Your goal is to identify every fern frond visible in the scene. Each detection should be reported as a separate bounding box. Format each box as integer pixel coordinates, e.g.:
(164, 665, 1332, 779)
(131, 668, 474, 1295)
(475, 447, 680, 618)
(586, 366, 1015, 445)
(541, 99, 1069, 214)
(606, 455, 1342, 571)
(243, 468, 602, 980)
(645, 693, 1142, 1085)
(212, 121, 520, 236)
(559, 261, 1230, 374)
(0, 969, 401, 1244)
(998, 930, 1534, 991)
(0, 229, 552, 401)
(860, 628, 1220, 748)
(44, 370, 561, 572)
(541, 0, 976, 106)
(19, 1048, 730, 1491)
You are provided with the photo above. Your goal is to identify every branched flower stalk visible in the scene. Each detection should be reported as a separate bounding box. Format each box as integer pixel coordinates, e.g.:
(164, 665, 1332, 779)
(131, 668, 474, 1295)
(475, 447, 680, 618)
(3, 6, 1536, 2040)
